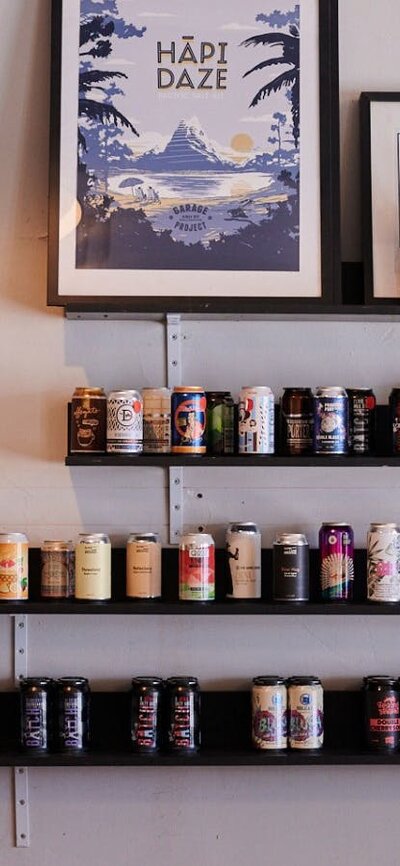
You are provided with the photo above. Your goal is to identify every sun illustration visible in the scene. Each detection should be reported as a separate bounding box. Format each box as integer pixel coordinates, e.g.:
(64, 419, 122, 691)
(230, 133, 254, 153)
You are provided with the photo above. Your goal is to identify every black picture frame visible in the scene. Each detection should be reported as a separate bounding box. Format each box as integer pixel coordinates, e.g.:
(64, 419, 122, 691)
(48, 0, 341, 314)
(361, 92, 400, 306)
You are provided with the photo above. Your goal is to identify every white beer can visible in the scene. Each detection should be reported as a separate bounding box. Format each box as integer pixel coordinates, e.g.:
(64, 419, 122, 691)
(367, 523, 400, 602)
(126, 533, 162, 599)
(107, 390, 143, 454)
(75, 534, 111, 600)
(238, 386, 275, 454)
(226, 522, 261, 599)
(288, 677, 324, 750)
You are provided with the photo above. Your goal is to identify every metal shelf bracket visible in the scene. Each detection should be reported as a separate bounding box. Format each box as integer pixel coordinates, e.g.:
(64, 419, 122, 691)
(166, 315, 183, 542)
(12, 614, 30, 847)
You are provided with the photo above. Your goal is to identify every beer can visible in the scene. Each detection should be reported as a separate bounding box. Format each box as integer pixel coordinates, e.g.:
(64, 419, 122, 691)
(0, 532, 28, 601)
(41, 541, 75, 599)
(126, 533, 162, 599)
(130, 676, 163, 753)
(367, 523, 400, 602)
(179, 533, 215, 601)
(20, 677, 53, 752)
(142, 388, 171, 454)
(75, 533, 111, 600)
(56, 677, 90, 753)
(171, 387, 207, 454)
(226, 522, 261, 599)
(390, 388, 400, 454)
(347, 388, 376, 455)
(206, 391, 235, 455)
(107, 390, 143, 454)
(252, 676, 287, 750)
(313, 387, 349, 455)
(238, 386, 275, 454)
(363, 676, 400, 752)
(166, 677, 201, 752)
(288, 676, 324, 750)
(70, 387, 107, 454)
(281, 388, 314, 456)
(319, 523, 354, 601)
(273, 534, 309, 602)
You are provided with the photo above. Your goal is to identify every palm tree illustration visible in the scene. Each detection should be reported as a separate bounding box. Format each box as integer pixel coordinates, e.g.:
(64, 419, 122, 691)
(79, 15, 138, 155)
(242, 25, 300, 147)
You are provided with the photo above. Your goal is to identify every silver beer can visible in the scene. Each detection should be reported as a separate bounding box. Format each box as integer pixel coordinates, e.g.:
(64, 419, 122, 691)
(367, 523, 400, 602)
(107, 390, 143, 454)
(142, 388, 171, 454)
(226, 522, 261, 599)
(75, 534, 111, 600)
(238, 386, 275, 455)
(288, 676, 324, 750)
(126, 533, 162, 599)
(252, 676, 287, 750)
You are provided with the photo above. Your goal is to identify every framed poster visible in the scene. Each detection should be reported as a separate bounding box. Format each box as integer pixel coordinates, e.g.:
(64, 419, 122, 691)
(361, 92, 400, 305)
(48, 0, 340, 312)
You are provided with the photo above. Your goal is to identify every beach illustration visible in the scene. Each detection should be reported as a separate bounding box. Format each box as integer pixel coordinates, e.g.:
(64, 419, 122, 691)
(76, 0, 300, 271)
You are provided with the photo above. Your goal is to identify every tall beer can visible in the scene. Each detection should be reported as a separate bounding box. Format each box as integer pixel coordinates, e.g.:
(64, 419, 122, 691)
(142, 388, 171, 454)
(252, 677, 287, 750)
(70, 387, 107, 454)
(313, 387, 348, 455)
(281, 388, 314, 456)
(179, 534, 215, 601)
(319, 523, 354, 601)
(107, 390, 143, 454)
(238, 387, 275, 454)
(0, 532, 28, 601)
(273, 533, 309, 601)
(367, 523, 400, 602)
(171, 388, 207, 455)
(126, 533, 162, 599)
(226, 522, 261, 599)
(288, 676, 324, 750)
(347, 388, 376, 455)
(75, 534, 111, 600)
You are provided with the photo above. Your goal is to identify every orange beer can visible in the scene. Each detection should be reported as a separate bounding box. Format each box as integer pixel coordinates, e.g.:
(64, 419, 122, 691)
(0, 533, 28, 600)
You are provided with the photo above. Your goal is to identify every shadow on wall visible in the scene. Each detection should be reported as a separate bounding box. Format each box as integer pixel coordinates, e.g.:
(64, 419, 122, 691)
(0, 392, 66, 463)
(0, 0, 53, 315)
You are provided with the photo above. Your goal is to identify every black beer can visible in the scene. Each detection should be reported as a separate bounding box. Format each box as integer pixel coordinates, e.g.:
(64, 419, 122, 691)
(390, 388, 400, 454)
(281, 388, 314, 456)
(273, 534, 310, 601)
(56, 677, 90, 752)
(70, 387, 107, 454)
(130, 677, 163, 753)
(363, 676, 400, 752)
(20, 677, 53, 752)
(347, 388, 376, 455)
(166, 677, 201, 753)
(206, 391, 235, 455)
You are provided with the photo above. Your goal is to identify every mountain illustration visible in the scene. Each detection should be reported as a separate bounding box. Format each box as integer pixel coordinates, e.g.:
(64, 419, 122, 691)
(131, 117, 239, 172)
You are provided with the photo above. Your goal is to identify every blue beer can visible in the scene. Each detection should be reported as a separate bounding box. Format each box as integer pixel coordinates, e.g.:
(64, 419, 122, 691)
(171, 387, 207, 454)
(313, 387, 349, 454)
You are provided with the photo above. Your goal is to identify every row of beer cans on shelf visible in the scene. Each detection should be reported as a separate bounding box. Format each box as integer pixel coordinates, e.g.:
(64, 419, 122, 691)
(1, 522, 400, 603)
(69, 384, 400, 457)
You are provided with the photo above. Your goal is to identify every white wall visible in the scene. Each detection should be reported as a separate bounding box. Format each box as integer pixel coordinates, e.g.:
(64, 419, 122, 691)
(1, 1, 400, 863)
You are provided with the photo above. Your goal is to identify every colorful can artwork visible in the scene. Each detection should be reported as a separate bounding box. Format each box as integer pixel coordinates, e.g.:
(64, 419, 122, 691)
(238, 386, 275, 455)
(179, 533, 215, 601)
(0, 533, 28, 601)
(206, 391, 235, 455)
(313, 387, 349, 455)
(130, 677, 164, 753)
(107, 390, 143, 454)
(288, 677, 324, 750)
(20, 678, 53, 752)
(166, 677, 201, 753)
(70, 387, 107, 454)
(171, 387, 207, 454)
(252, 677, 287, 750)
(347, 388, 376, 455)
(56, 677, 91, 753)
(319, 523, 354, 601)
(367, 523, 400, 602)
(142, 388, 171, 454)
(363, 676, 400, 752)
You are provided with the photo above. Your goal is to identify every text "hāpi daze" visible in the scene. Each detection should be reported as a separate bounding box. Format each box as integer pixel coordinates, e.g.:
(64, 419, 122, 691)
(157, 36, 228, 90)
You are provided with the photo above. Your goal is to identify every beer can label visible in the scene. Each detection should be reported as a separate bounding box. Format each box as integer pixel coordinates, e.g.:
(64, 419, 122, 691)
(320, 527, 354, 600)
(132, 692, 160, 750)
(75, 542, 112, 600)
(273, 544, 309, 601)
(169, 692, 196, 750)
(22, 694, 48, 750)
(314, 396, 348, 454)
(0, 542, 28, 600)
(226, 532, 261, 599)
(282, 413, 313, 454)
(143, 416, 171, 453)
(238, 391, 274, 454)
(126, 540, 162, 599)
(62, 693, 84, 750)
(252, 686, 287, 750)
(107, 395, 143, 453)
(172, 392, 206, 454)
(367, 529, 400, 602)
(365, 690, 400, 750)
(179, 545, 215, 601)
(41, 550, 75, 598)
(71, 396, 106, 454)
(289, 685, 324, 749)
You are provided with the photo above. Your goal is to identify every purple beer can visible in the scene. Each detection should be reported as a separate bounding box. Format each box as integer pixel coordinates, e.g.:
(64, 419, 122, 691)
(319, 522, 354, 601)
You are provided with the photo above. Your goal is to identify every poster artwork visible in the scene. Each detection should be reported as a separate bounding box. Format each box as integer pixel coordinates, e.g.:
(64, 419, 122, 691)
(77, 1, 300, 272)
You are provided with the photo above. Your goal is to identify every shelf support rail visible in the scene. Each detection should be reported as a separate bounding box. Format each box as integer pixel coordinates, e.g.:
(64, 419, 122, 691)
(12, 614, 30, 847)
(166, 315, 184, 542)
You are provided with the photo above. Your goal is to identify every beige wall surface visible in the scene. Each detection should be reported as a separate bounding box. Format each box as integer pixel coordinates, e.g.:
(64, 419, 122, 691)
(1, 1, 400, 863)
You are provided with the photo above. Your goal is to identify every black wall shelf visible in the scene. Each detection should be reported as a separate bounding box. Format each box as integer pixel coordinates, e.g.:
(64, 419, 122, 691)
(0, 690, 395, 767)
(0, 549, 397, 616)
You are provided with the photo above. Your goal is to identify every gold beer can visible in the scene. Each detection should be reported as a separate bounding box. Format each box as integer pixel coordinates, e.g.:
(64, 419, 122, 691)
(0, 533, 28, 601)
(126, 533, 162, 599)
(75, 534, 111, 600)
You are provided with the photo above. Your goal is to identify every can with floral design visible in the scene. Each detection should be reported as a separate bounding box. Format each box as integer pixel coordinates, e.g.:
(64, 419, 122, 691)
(288, 677, 324, 750)
(0, 533, 28, 601)
(367, 523, 400, 602)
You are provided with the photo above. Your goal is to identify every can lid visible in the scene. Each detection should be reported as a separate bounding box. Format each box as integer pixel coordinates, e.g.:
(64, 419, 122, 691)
(0, 533, 28, 543)
(56, 677, 89, 687)
(131, 676, 163, 687)
(287, 676, 321, 686)
(78, 533, 110, 543)
(321, 523, 352, 528)
(173, 387, 204, 393)
(127, 533, 159, 543)
(180, 534, 214, 546)
(166, 677, 199, 688)
(346, 388, 373, 393)
(107, 390, 142, 399)
(73, 387, 105, 397)
(315, 387, 347, 394)
(282, 387, 313, 393)
(227, 522, 259, 534)
(369, 523, 397, 530)
(42, 540, 74, 550)
(241, 386, 273, 392)
(274, 533, 308, 546)
(20, 677, 53, 687)
(253, 676, 286, 686)
(363, 675, 398, 688)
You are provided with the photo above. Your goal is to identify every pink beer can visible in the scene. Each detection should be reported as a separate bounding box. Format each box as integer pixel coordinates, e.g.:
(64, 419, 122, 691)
(367, 523, 400, 602)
